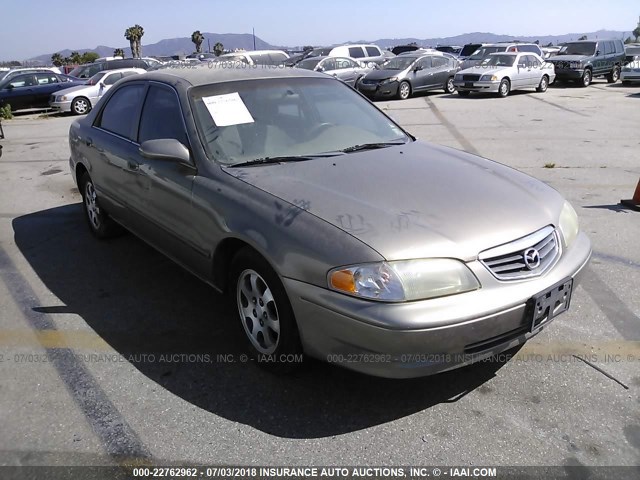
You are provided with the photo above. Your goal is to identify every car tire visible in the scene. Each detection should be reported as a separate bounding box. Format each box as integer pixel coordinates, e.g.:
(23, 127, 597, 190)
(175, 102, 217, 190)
(497, 78, 510, 98)
(458, 90, 470, 97)
(444, 77, 456, 94)
(581, 69, 592, 87)
(606, 66, 620, 84)
(71, 97, 91, 115)
(229, 247, 303, 372)
(397, 81, 411, 100)
(536, 75, 549, 93)
(79, 172, 123, 239)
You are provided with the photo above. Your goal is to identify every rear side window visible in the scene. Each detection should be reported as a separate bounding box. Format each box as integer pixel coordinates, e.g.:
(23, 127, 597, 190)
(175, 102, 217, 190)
(348, 47, 365, 58)
(365, 46, 380, 57)
(603, 42, 613, 55)
(519, 45, 540, 54)
(138, 85, 188, 146)
(97, 84, 146, 139)
(432, 56, 449, 68)
(35, 73, 59, 84)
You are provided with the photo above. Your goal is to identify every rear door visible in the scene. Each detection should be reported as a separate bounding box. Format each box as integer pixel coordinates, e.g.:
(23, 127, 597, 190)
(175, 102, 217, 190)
(429, 56, 452, 88)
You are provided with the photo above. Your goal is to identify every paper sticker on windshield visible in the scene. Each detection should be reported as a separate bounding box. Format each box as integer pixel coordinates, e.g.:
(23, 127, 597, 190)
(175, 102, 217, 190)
(202, 92, 254, 127)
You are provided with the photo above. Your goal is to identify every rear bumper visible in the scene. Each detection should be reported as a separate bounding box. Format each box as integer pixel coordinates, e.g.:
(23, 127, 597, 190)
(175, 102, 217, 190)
(285, 232, 591, 378)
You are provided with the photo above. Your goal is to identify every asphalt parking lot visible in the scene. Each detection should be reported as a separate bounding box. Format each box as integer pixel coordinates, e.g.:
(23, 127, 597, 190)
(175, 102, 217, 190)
(0, 79, 639, 470)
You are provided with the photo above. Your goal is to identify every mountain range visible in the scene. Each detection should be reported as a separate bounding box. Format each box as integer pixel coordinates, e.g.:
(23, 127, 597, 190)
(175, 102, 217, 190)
(26, 29, 632, 64)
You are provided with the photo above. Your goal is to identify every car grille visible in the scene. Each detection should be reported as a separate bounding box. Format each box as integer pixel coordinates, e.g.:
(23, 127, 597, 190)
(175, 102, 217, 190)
(479, 226, 560, 280)
(554, 61, 570, 69)
(462, 74, 481, 81)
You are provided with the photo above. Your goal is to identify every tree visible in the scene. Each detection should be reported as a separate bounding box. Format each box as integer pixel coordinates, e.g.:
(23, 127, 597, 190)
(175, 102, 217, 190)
(191, 30, 205, 53)
(69, 51, 82, 64)
(125, 24, 145, 58)
(302, 45, 314, 52)
(113, 48, 125, 58)
(634, 26, 640, 42)
(213, 42, 224, 56)
(51, 53, 64, 66)
(81, 52, 99, 64)
(578, 35, 588, 41)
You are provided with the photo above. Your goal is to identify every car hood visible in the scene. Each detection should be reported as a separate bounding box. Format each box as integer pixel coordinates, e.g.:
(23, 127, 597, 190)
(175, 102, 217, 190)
(363, 69, 408, 81)
(548, 55, 590, 62)
(56, 84, 97, 97)
(225, 141, 564, 261)
(458, 65, 512, 76)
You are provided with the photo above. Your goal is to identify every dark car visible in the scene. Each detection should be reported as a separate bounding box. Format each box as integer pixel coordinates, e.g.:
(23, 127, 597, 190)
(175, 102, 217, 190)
(358, 53, 459, 100)
(0, 72, 84, 111)
(284, 47, 332, 67)
(68, 58, 151, 79)
(546, 39, 626, 86)
(391, 45, 421, 56)
(435, 46, 462, 56)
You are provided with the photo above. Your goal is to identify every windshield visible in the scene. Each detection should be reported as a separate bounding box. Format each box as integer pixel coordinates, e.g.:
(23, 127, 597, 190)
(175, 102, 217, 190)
(191, 77, 409, 166)
(382, 56, 418, 70)
(308, 48, 331, 58)
(296, 59, 322, 70)
(560, 42, 596, 56)
(480, 55, 516, 67)
(86, 71, 107, 85)
(469, 46, 506, 60)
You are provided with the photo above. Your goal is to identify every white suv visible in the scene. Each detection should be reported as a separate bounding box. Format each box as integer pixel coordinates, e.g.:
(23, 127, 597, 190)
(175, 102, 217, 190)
(328, 44, 386, 65)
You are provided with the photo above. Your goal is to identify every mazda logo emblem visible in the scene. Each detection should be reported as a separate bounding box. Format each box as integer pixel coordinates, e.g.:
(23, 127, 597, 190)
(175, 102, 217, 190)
(523, 248, 541, 270)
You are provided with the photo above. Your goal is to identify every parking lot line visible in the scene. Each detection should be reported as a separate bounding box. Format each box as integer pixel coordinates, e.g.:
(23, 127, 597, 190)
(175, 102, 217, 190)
(423, 97, 480, 155)
(527, 95, 590, 117)
(0, 246, 151, 462)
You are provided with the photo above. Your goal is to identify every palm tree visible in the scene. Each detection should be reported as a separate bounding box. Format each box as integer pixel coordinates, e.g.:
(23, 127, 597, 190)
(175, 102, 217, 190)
(113, 48, 125, 58)
(578, 35, 588, 41)
(191, 30, 205, 53)
(214, 42, 224, 56)
(634, 26, 640, 42)
(51, 53, 64, 66)
(70, 51, 82, 64)
(124, 24, 145, 58)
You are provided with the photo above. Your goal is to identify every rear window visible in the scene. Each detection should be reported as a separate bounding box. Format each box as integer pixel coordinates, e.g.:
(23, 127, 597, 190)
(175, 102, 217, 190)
(348, 47, 365, 58)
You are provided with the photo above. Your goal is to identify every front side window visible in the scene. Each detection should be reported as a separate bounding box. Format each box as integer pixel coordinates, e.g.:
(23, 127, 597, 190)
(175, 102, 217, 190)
(138, 85, 188, 146)
(7, 74, 36, 88)
(96, 84, 146, 139)
(348, 47, 365, 58)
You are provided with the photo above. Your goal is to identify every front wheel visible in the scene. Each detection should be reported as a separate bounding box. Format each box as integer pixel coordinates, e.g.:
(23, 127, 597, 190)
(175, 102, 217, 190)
(581, 69, 592, 87)
(230, 248, 303, 372)
(536, 75, 549, 93)
(444, 77, 456, 94)
(79, 172, 122, 238)
(497, 78, 510, 97)
(397, 81, 411, 100)
(71, 97, 91, 115)
(606, 66, 620, 83)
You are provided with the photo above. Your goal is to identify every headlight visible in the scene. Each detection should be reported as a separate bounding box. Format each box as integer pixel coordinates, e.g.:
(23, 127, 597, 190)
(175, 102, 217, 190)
(559, 201, 579, 248)
(480, 74, 498, 81)
(56, 95, 67, 102)
(328, 259, 480, 302)
(380, 77, 398, 85)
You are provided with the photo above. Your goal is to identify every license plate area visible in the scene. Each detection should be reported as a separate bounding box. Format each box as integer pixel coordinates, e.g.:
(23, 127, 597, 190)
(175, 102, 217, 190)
(527, 278, 573, 332)
(465, 82, 474, 87)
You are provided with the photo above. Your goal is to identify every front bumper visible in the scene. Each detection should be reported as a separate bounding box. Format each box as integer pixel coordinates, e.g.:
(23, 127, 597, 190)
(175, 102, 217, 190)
(49, 100, 72, 112)
(357, 80, 399, 99)
(285, 232, 591, 378)
(552, 68, 585, 80)
(453, 79, 500, 93)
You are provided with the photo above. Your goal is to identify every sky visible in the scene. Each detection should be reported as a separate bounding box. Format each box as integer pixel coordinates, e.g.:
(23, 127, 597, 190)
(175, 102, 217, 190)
(1, 0, 639, 60)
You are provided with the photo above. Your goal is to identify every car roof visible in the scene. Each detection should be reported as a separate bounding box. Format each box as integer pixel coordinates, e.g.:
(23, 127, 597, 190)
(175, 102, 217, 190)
(222, 50, 288, 56)
(100, 68, 147, 74)
(137, 63, 326, 87)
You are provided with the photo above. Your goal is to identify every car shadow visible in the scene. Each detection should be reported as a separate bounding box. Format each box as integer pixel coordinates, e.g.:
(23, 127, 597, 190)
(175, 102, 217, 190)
(12, 204, 513, 439)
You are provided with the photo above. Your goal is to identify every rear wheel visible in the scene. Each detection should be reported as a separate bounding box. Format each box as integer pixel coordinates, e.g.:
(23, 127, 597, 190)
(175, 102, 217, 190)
(397, 81, 411, 100)
(580, 69, 592, 87)
(606, 66, 620, 83)
(444, 76, 456, 94)
(536, 75, 549, 93)
(229, 248, 303, 372)
(71, 97, 91, 115)
(497, 78, 510, 97)
(79, 172, 122, 238)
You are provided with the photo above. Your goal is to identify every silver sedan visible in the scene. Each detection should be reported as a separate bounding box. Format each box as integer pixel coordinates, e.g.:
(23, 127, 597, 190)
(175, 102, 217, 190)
(295, 56, 374, 88)
(68, 66, 590, 378)
(454, 52, 556, 97)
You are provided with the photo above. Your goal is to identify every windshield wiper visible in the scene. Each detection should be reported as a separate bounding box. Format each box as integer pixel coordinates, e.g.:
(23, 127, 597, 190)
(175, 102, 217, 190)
(228, 153, 340, 168)
(339, 141, 407, 154)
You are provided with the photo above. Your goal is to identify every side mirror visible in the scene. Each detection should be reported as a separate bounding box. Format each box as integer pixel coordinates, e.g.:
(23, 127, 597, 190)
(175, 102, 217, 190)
(139, 139, 192, 166)
(413, 65, 423, 72)
(596, 50, 600, 56)
(6, 84, 14, 90)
